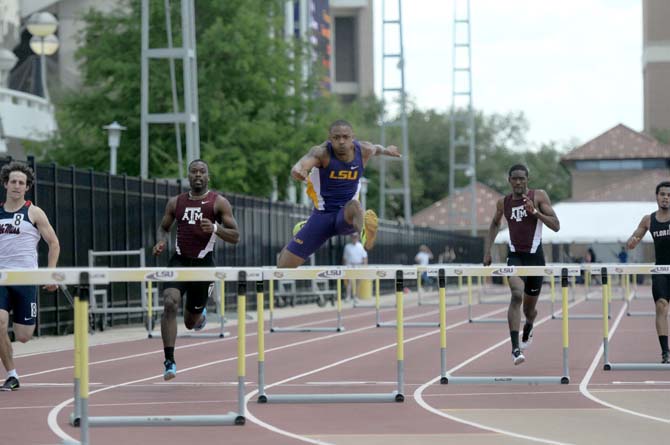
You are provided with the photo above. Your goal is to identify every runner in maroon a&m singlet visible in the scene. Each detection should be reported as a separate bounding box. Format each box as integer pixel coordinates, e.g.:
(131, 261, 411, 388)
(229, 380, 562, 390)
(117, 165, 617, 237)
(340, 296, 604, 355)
(626, 181, 670, 364)
(483, 164, 560, 366)
(152, 160, 240, 380)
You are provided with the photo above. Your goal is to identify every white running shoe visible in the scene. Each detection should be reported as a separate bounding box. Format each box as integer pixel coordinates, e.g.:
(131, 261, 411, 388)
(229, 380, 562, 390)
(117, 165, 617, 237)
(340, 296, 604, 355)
(512, 348, 525, 366)
(520, 326, 534, 350)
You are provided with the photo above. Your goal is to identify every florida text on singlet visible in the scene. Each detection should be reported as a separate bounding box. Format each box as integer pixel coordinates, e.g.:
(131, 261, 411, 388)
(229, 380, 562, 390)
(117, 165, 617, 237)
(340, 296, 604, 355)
(305, 141, 364, 212)
(650, 211, 670, 265)
(503, 190, 542, 253)
(175, 191, 218, 259)
(0, 201, 40, 269)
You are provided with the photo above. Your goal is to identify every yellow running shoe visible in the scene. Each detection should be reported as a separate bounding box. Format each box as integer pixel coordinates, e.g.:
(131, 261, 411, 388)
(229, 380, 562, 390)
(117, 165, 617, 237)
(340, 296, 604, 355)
(361, 209, 378, 251)
(292, 220, 307, 236)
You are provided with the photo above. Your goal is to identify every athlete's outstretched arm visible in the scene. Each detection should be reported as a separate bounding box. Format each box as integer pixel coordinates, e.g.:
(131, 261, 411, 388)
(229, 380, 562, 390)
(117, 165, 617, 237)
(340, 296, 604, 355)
(483, 198, 504, 266)
(291, 144, 326, 182)
(525, 190, 560, 232)
(627, 214, 650, 250)
(360, 141, 401, 165)
(153, 196, 177, 256)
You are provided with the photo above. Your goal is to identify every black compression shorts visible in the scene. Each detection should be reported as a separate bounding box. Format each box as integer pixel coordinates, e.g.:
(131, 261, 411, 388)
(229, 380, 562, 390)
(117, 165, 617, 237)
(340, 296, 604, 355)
(162, 253, 214, 314)
(507, 245, 545, 297)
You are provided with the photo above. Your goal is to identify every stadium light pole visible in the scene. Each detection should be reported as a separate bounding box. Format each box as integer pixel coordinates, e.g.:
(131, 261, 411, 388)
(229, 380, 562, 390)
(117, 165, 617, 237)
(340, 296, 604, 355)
(103, 121, 127, 175)
(26, 12, 59, 101)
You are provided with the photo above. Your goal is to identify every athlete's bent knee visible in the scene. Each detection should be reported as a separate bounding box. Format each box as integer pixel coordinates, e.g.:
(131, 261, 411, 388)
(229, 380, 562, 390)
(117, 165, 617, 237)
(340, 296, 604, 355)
(163, 291, 180, 314)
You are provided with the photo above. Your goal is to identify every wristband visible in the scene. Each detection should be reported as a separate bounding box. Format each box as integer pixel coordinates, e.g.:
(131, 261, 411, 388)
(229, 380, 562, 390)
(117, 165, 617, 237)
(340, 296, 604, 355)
(212, 223, 218, 234)
(532, 209, 538, 215)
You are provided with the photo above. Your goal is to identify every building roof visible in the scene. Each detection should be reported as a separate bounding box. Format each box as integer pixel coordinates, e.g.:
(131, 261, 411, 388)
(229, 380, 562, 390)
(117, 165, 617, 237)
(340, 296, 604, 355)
(412, 182, 504, 231)
(561, 123, 670, 161)
(494, 201, 657, 245)
(566, 170, 669, 202)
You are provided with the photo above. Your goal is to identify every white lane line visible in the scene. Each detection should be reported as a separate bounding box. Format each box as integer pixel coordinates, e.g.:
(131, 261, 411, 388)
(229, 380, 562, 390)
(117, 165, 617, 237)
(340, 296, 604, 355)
(242, 307, 507, 445)
(26, 306, 397, 379)
(611, 381, 670, 385)
(413, 297, 588, 445)
(578, 303, 670, 424)
(46, 303, 478, 443)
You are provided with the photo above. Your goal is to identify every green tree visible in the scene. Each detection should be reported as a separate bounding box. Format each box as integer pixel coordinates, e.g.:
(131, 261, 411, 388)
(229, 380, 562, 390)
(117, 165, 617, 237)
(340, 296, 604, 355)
(36, 1, 336, 197)
(406, 108, 571, 215)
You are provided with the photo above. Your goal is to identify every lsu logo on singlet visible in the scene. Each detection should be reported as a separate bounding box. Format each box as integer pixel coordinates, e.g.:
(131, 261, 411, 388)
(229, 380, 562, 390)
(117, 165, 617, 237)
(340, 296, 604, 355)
(182, 207, 203, 224)
(329, 169, 359, 180)
(510, 205, 528, 222)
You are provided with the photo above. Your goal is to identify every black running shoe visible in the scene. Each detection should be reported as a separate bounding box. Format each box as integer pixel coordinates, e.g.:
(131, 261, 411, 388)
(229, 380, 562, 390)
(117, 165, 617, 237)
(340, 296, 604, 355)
(1, 376, 20, 391)
(512, 348, 525, 366)
(662, 351, 669, 364)
(521, 323, 534, 350)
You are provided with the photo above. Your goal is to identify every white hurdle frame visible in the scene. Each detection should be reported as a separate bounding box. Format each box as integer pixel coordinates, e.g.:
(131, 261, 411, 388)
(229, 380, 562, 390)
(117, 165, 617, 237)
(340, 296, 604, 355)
(351, 278, 395, 326)
(146, 279, 230, 339)
(437, 265, 581, 385)
(257, 266, 414, 404)
(0, 267, 259, 445)
(266, 267, 345, 333)
(416, 265, 465, 307)
(87, 250, 157, 333)
(595, 264, 670, 371)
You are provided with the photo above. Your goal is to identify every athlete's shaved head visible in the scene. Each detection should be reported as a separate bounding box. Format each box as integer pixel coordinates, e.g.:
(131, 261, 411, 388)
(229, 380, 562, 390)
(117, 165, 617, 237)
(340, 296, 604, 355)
(508, 164, 529, 178)
(656, 181, 670, 195)
(188, 159, 209, 172)
(329, 120, 352, 133)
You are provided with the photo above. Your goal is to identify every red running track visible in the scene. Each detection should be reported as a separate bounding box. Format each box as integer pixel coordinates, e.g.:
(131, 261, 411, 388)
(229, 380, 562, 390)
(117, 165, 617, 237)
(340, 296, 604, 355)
(2, 284, 669, 445)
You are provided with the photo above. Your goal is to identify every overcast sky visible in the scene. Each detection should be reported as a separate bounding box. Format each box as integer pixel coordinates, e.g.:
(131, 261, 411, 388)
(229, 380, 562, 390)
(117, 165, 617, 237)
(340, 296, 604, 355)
(373, 0, 643, 148)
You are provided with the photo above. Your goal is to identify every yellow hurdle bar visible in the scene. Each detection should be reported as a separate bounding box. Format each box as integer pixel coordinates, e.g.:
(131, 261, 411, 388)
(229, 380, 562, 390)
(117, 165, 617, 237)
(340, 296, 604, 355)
(438, 269, 448, 383)
(257, 278, 266, 399)
(268, 279, 275, 330)
(69, 293, 82, 427)
(147, 281, 153, 334)
(82, 269, 257, 429)
(560, 270, 570, 381)
(257, 267, 410, 404)
(601, 270, 610, 368)
(395, 270, 405, 401)
(443, 267, 573, 385)
(78, 273, 91, 445)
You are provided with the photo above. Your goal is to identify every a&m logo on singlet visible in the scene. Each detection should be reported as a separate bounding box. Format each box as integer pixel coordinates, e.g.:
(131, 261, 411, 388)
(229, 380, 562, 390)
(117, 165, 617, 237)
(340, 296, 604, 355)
(510, 205, 528, 222)
(182, 207, 203, 225)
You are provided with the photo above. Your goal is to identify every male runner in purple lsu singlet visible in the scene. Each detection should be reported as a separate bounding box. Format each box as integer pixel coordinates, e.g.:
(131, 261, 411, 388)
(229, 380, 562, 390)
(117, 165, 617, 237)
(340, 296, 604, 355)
(277, 120, 401, 268)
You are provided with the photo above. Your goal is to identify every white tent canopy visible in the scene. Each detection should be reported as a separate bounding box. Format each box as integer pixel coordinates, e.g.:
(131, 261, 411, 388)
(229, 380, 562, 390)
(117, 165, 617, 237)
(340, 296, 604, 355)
(494, 202, 657, 245)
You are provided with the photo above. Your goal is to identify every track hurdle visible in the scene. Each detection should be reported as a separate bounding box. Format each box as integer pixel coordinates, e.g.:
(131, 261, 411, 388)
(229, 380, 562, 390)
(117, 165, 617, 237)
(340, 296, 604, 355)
(467, 266, 505, 323)
(551, 265, 608, 320)
(598, 264, 670, 371)
(352, 278, 396, 326)
(87, 249, 159, 334)
(0, 267, 259, 444)
(267, 266, 345, 332)
(146, 279, 230, 338)
(416, 265, 465, 307)
(442, 265, 579, 385)
(257, 266, 411, 404)
(377, 266, 437, 328)
(624, 273, 653, 317)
